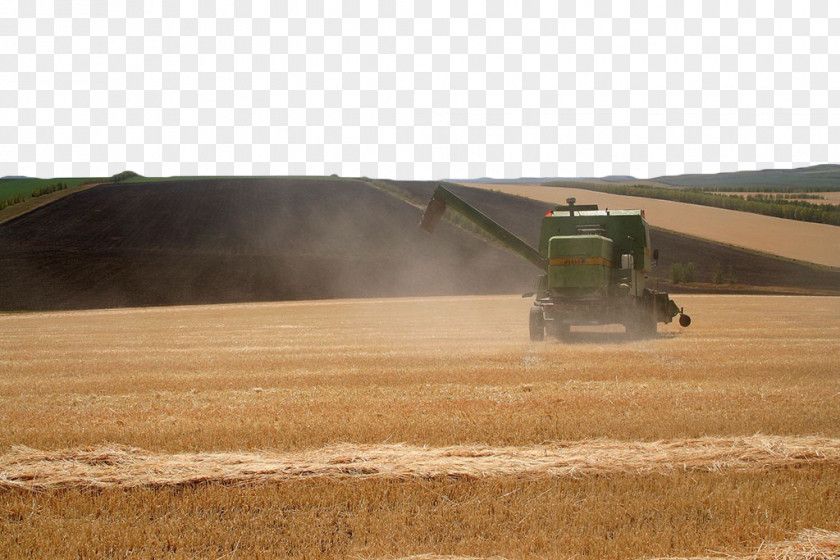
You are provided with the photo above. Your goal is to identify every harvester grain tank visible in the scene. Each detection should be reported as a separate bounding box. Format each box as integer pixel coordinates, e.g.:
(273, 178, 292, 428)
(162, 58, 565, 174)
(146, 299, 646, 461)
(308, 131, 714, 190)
(419, 186, 691, 341)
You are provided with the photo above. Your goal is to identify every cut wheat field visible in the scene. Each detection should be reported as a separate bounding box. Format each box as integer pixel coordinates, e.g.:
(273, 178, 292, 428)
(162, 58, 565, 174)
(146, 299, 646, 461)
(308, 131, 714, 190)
(1, 295, 839, 558)
(458, 183, 840, 268)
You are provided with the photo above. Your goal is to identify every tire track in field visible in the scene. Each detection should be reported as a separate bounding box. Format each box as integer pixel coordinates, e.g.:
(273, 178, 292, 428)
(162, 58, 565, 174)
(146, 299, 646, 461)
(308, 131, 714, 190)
(2, 435, 838, 491)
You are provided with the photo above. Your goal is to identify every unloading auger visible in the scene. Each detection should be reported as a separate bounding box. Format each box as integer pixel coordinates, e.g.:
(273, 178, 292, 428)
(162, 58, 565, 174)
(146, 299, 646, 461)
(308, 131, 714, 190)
(420, 186, 690, 341)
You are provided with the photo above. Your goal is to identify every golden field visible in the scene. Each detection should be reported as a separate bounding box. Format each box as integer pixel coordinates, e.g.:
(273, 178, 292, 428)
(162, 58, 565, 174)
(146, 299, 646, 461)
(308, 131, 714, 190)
(458, 182, 840, 267)
(1, 295, 839, 558)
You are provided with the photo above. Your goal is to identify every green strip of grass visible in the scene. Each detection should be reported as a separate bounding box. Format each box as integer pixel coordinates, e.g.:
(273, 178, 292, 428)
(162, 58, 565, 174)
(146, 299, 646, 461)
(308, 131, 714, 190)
(0, 177, 105, 199)
(0, 171, 144, 221)
(0, 172, 365, 223)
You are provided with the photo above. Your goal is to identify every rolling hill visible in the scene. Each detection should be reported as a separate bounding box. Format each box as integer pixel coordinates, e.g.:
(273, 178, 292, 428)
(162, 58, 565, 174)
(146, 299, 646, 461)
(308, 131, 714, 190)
(0, 178, 533, 311)
(456, 182, 840, 268)
(650, 163, 840, 188)
(448, 164, 840, 190)
(392, 181, 840, 292)
(0, 178, 837, 311)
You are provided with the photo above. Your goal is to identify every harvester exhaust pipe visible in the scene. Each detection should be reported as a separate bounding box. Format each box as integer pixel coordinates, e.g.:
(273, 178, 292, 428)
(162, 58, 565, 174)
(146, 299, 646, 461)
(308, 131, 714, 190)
(419, 194, 447, 233)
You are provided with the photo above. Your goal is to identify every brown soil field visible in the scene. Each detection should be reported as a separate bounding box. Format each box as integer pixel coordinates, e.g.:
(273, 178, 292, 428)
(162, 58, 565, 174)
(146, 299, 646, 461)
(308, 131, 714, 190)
(0, 178, 532, 311)
(1, 295, 838, 558)
(2, 178, 838, 313)
(458, 182, 840, 268)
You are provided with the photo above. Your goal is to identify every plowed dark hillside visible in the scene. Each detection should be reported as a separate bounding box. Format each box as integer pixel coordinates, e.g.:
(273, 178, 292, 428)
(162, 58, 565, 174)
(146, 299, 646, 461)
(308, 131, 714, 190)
(1, 178, 837, 311)
(393, 181, 840, 293)
(0, 178, 534, 311)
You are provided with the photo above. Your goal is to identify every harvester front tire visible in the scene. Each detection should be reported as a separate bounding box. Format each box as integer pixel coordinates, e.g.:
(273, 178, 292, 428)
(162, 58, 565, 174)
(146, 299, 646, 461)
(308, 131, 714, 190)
(529, 306, 545, 342)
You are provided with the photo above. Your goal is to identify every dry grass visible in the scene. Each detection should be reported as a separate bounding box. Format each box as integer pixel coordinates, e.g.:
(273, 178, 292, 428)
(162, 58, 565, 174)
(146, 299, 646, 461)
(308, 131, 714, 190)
(1, 295, 838, 558)
(458, 183, 840, 267)
(3, 435, 839, 490)
(730, 529, 840, 560)
(651, 529, 840, 559)
(395, 529, 840, 560)
(1, 469, 837, 559)
(391, 556, 508, 560)
(1, 295, 838, 453)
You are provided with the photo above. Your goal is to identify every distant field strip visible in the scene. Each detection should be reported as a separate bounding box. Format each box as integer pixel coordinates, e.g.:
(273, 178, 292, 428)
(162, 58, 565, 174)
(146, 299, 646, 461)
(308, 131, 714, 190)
(3, 435, 838, 491)
(460, 183, 840, 267)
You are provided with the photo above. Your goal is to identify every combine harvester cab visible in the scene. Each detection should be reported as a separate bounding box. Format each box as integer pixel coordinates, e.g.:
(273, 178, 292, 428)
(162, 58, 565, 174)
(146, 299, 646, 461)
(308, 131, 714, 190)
(419, 186, 690, 341)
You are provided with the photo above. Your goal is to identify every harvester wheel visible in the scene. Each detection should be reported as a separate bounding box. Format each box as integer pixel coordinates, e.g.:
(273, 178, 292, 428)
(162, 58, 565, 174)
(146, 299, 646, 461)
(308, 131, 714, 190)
(529, 306, 545, 342)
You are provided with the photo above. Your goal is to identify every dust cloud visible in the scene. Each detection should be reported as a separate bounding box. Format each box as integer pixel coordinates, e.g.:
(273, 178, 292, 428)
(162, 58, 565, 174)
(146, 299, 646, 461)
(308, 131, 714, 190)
(0, 178, 537, 311)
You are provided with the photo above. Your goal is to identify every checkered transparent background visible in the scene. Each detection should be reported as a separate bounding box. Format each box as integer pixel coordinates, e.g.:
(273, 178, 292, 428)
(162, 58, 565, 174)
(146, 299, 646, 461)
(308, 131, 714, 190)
(1, 1, 838, 180)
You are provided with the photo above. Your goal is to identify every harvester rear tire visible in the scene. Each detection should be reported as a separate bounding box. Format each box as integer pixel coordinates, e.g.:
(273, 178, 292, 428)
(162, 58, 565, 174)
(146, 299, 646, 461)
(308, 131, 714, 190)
(529, 306, 545, 342)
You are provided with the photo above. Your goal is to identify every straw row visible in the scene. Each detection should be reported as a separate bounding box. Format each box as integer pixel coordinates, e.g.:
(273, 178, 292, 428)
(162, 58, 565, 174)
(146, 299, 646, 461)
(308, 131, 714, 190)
(392, 529, 840, 560)
(2, 435, 838, 491)
(649, 529, 840, 560)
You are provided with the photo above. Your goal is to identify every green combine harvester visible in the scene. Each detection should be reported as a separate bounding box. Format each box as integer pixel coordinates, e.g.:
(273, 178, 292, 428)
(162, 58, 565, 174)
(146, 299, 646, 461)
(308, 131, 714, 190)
(419, 186, 691, 341)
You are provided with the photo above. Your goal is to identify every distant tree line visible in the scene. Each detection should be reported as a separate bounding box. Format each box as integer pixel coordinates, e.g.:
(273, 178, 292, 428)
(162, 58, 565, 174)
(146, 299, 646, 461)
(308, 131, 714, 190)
(111, 170, 140, 182)
(0, 181, 68, 210)
(0, 171, 143, 214)
(700, 185, 840, 193)
(736, 193, 825, 200)
(670, 262, 696, 284)
(670, 261, 738, 285)
(31, 182, 68, 197)
(544, 182, 840, 226)
(0, 193, 25, 210)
